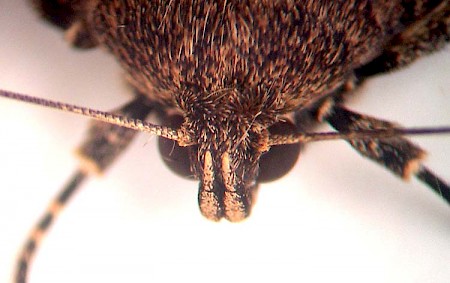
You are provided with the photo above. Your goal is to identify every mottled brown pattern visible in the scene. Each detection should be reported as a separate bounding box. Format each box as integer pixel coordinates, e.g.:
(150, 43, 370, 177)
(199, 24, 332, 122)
(91, 0, 403, 112)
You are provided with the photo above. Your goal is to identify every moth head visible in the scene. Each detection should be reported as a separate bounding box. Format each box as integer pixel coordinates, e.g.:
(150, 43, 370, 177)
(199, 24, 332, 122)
(158, 116, 281, 222)
(157, 90, 302, 222)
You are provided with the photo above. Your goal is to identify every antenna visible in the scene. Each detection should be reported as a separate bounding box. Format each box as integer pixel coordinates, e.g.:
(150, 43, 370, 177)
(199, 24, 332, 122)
(269, 127, 450, 145)
(2, 89, 449, 147)
(0, 89, 189, 144)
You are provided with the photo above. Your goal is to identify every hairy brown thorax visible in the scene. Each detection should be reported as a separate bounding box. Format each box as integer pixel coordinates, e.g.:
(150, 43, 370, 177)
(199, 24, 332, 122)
(90, 1, 403, 111)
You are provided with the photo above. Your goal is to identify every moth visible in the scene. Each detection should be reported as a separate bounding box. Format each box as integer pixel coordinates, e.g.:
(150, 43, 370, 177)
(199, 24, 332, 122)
(0, 0, 448, 283)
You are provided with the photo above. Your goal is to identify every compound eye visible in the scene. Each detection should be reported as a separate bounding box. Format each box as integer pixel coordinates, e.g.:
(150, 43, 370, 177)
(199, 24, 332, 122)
(258, 120, 302, 183)
(158, 114, 194, 179)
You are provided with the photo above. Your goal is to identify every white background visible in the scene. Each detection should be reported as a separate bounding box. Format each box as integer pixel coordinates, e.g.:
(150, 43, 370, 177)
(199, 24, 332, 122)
(0, 1, 449, 282)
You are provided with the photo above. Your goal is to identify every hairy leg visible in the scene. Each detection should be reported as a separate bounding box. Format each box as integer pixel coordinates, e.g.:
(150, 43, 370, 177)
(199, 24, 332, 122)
(15, 95, 154, 283)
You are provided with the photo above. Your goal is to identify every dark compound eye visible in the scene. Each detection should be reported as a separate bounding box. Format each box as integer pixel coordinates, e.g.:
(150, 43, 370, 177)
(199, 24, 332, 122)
(158, 114, 194, 179)
(258, 120, 302, 183)
(158, 115, 301, 182)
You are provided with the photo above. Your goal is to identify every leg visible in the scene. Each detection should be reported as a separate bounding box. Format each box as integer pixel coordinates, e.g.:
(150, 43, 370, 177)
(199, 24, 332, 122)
(15, 95, 154, 283)
(308, 1, 450, 201)
(326, 105, 450, 204)
(15, 171, 87, 283)
(355, 0, 450, 79)
(30, 0, 99, 48)
(77, 95, 155, 173)
(292, 87, 449, 204)
(356, 0, 449, 77)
